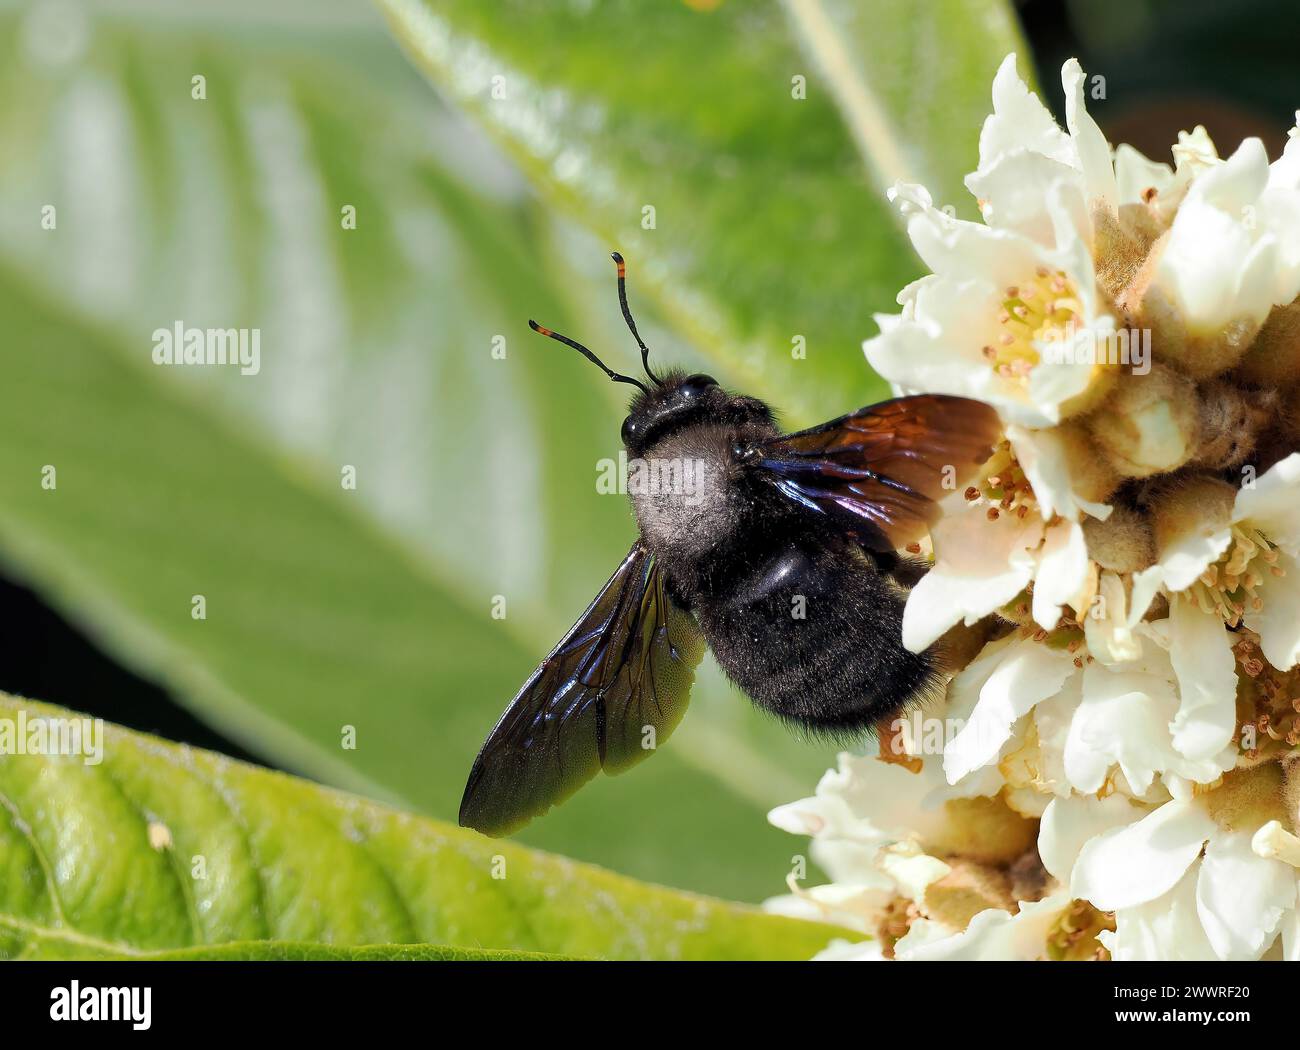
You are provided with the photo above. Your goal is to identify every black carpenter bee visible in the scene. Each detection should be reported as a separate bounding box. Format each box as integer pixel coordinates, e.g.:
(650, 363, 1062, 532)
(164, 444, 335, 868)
(460, 253, 1001, 836)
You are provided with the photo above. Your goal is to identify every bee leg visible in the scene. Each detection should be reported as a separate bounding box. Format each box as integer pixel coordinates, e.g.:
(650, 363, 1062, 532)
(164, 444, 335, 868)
(857, 544, 929, 590)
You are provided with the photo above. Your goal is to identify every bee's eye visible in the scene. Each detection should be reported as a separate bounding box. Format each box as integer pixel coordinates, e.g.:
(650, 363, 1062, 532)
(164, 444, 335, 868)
(679, 374, 718, 400)
(620, 416, 638, 447)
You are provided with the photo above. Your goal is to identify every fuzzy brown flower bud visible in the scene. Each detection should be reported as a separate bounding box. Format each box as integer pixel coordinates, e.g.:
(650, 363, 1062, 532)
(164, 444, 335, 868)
(1193, 379, 1278, 470)
(1054, 420, 1121, 503)
(1086, 363, 1200, 477)
(1235, 299, 1300, 389)
(1147, 474, 1235, 556)
(1082, 506, 1155, 574)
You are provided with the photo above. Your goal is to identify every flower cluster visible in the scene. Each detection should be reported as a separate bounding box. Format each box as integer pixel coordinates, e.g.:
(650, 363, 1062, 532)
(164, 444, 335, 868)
(766, 55, 1300, 960)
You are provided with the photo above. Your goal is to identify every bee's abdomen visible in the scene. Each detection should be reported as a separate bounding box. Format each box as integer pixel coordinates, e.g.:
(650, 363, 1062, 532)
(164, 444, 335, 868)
(695, 544, 936, 735)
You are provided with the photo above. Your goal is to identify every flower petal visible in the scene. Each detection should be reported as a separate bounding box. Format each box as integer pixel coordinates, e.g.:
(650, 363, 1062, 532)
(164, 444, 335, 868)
(1030, 679, 1083, 797)
(1167, 598, 1238, 760)
(1007, 423, 1112, 522)
(902, 507, 1044, 653)
(1244, 551, 1300, 671)
(1065, 659, 1168, 794)
(762, 891, 878, 936)
(1282, 909, 1300, 962)
(896, 892, 1072, 962)
(943, 639, 1075, 783)
(1115, 143, 1174, 206)
(1268, 112, 1300, 191)
(1033, 520, 1090, 629)
(1129, 520, 1232, 625)
(812, 938, 887, 961)
(1083, 570, 1142, 665)
(889, 181, 1040, 285)
(863, 277, 1002, 405)
(1234, 452, 1300, 555)
(1196, 830, 1297, 960)
(1155, 137, 1277, 331)
(1038, 794, 1144, 883)
(976, 53, 1073, 172)
(1061, 59, 1117, 208)
(965, 149, 1081, 245)
(1071, 799, 1214, 910)
(890, 918, 959, 958)
(1101, 863, 1218, 961)
(1067, 647, 1234, 793)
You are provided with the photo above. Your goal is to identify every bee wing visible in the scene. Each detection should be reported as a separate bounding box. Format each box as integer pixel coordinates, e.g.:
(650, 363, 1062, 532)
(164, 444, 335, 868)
(459, 542, 705, 837)
(757, 394, 1002, 551)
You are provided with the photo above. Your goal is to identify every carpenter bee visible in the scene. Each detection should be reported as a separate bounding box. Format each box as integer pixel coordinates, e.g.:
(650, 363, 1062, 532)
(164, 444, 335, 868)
(460, 253, 1001, 836)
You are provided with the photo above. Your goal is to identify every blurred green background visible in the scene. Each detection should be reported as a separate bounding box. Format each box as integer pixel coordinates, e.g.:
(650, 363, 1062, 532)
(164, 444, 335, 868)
(0, 0, 1293, 903)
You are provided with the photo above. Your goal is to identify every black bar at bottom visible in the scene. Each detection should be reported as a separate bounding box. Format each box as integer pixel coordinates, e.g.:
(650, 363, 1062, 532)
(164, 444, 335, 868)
(0, 958, 1287, 1035)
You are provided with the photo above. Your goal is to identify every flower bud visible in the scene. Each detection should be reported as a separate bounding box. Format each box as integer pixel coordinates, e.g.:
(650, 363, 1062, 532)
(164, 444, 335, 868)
(1193, 379, 1277, 470)
(1281, 382, 1300, 447)
(1082, 506, 1155, 573)
(923, 795, 1038, 866)
(1235, 299, 1300, 389)
(1055, 420, 1121, 503)
(1202, 763, 1289, 833)
(921, 858, 1015, 929)
(1086, 363, 1200, 477)
(1284, 754, 1300, 837)
(1092, 203, 1163, 303)
(935, 618, 998, 676)
(1122, 234, 1261, 379)
(1147, 474, 1234, 555)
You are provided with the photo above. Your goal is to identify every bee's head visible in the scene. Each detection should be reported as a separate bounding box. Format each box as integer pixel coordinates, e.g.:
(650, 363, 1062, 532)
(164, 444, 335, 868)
(528, 252, 774, 457)
(620, 369, 773, 456)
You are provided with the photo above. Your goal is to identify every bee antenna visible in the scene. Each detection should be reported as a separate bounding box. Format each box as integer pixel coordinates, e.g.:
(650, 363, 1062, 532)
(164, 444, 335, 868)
(611, 252, 662, 386)
(528, 320, 649, 394)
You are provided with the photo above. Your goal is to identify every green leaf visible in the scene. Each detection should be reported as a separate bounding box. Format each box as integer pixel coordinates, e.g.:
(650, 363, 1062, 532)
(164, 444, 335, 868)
(14, 936, 564, 962)
(0, 1, 1024, 901)
(0, 7, 833, 902)
(0, 695, 848, 960)
(377, 0, 1027, 425)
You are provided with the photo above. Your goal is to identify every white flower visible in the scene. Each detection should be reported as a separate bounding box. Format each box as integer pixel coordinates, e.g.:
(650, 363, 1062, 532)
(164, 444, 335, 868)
(1151, 137, 1300, 347)
(966, 55, 1116, 234)
(764, 751, 1018, 946)
(1057, 789, 1300, 960)
(776, 53, 1300, 964)
(766, 751, 997, 881)
(941, 632, 1074, 784)
(1131, 453, 1300, 673)
(901, 500, 1043, 652)
(893, 892, 1073, 961)
(865, 179, 1115, 429)
(902, 426, 1107, 653)
(942, 628, 1236, 794)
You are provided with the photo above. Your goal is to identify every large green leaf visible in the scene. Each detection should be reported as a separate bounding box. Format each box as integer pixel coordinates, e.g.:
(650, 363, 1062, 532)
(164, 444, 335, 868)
(0, 695, 848, 960)
(379, 0, 1026, 423)
(15, 938, 563, 962)
(0, 6, 829, 902)
(0, 0, 1023, 901)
